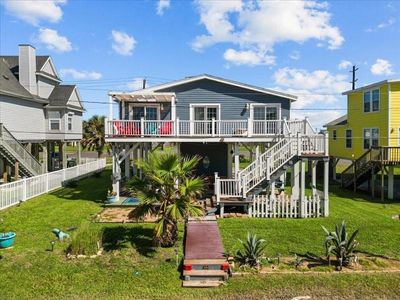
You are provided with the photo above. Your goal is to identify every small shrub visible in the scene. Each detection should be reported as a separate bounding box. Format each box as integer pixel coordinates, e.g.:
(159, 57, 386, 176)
(68, 221, 102, 256)
(322, 220, 359, 270)
(65, 180, 78, 188)
(235, 232, 266, 269)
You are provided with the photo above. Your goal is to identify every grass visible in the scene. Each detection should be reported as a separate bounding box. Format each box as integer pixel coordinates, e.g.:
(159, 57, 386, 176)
(0, 170, 399, 299)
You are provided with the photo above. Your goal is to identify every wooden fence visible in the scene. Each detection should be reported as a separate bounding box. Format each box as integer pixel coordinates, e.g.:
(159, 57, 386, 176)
(0, 158, 106, 211)
(249, 194, 323, 218)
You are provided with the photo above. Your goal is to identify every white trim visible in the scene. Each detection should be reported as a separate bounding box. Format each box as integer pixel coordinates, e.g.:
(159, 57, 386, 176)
(110, 75, 297, 101)
(343, 79, 400, 95)
(249, 103, 281, 120)
(189, 103, 221, 121)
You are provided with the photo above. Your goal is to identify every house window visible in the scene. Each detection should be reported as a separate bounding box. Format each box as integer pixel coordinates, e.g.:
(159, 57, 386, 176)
(363, 128, 379, 149)
(67, 114, 73, 131)
(333, 130, 337, 141)
(252, 105, 279, 120)
(48, 111, 61, 130)
(363, 89, 380, 112)
(345, 129, 352, 148)
(131, 106, 159, 120)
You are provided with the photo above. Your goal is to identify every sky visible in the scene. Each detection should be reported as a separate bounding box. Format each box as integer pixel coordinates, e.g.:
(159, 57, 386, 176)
(0, 0, 399, 129)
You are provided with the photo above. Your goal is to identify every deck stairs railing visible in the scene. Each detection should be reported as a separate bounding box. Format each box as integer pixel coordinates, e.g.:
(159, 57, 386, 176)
(341, 147, 400, 188)
(0, 123, 42, 177)
(215, 122, 327, 202)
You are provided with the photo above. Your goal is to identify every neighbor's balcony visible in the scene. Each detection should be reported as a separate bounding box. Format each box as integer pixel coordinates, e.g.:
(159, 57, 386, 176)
(105, 118, 315, 139)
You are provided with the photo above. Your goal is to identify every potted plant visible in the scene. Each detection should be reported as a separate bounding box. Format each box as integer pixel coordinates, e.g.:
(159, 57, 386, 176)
(106, 190, 118, 204)
(0, 218, 16, 249)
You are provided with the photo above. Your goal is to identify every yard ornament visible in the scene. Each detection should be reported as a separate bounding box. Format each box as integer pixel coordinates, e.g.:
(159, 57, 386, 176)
(52, 228, 70, 241)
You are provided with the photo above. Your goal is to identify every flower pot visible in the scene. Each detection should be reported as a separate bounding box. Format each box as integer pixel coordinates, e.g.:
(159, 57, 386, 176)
(106, 196, 118, 204)
(0, 232, 16, 248)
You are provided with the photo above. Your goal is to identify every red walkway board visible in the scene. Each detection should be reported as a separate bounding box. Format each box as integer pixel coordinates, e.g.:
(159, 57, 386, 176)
(185, 216, 225, 260)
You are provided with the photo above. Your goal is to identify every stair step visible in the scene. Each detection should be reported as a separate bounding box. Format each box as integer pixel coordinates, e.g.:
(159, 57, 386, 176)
(184, 259, 227, 265)
(183, 270, 228, 277)
(182, 280, 224, 288)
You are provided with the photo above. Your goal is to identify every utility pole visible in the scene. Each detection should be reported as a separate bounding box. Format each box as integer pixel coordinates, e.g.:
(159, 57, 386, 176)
(350, 65, 358, 90)
(142, 78, 146, 89)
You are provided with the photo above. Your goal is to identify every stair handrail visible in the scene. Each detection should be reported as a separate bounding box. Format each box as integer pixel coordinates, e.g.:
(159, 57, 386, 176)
(0, 123, 42, 175)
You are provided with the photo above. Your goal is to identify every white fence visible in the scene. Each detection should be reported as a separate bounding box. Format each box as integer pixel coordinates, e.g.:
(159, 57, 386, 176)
(248, 194, 323, 218)
(0, 158, 107, 211)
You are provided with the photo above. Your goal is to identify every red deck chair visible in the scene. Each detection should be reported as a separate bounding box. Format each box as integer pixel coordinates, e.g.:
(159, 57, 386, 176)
(159, 121, 173, 135)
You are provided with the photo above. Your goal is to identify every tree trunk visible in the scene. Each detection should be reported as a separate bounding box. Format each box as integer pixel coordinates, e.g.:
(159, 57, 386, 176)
(156, 221, 178, 247)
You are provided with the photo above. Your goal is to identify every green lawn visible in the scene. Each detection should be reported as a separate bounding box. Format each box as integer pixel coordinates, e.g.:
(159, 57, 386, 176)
(0, 170, 399, 299)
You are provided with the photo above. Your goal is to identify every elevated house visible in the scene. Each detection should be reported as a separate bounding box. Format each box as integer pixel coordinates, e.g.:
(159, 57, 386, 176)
(0, 44, 85, 182)
(325, 79, 400, 200)
(105, 74, 329, 217)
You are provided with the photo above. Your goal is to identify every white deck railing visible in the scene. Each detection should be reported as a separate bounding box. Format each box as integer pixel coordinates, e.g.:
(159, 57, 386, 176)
(0, 158, 107, 211)
(105, 118, 314, 138)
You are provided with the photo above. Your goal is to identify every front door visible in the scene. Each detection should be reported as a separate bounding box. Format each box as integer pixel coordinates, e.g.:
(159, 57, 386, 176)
(193, 106, 218, 134)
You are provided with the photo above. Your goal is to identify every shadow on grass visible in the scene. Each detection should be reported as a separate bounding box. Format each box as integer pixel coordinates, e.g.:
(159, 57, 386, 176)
(102, 226, 156, 257)
(50, 170, 111, 204)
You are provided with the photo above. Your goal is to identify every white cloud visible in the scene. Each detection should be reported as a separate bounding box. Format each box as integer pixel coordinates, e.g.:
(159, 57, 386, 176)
(193, 0, 344, 65)
(1, 0, 66, 26)
(338, 60, 352, 70)
(37, 28, 72, 52)
(272, 67, 349, 128)
(366, 18, 396, 32)
(370, 59, 394, 76)
(127, 78, 145, 90)
(111, 30, 136, 56)
(223, 49, 275, 66)
(60, 68, 102, 80)
(289, 51, 300, 60)
(156, 0, 170, 16)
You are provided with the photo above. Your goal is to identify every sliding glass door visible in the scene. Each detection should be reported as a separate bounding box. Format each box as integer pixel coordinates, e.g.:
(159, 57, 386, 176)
(193, 105, 219, 135)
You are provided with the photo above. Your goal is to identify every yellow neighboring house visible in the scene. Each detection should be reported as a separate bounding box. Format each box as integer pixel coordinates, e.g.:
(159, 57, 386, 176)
(326, 79, 400, 160)
(325, 79, 400, 200)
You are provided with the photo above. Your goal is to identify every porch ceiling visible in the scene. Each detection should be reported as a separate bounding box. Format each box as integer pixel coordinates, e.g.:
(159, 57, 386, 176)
(111, 92, 174, 103)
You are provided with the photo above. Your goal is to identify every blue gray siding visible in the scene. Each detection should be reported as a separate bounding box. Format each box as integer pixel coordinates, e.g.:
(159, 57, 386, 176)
(157, 79, 291, 120)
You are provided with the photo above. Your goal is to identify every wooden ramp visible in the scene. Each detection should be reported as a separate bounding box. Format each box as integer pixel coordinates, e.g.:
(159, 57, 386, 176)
(182, 216, 229, 288)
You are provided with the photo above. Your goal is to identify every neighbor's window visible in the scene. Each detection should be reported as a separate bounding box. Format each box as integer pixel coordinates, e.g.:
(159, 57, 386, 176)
(333, 130, 337, 141)
(345, 129, 352, 148)
(48, 111, 61, 130)
(363, 89, 380, 112)
(67, 113, 73, 131)
(363, 128, 379, 149)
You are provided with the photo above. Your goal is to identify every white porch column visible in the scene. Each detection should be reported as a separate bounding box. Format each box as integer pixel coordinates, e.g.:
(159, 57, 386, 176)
(388, 165, 394, 200)
(291, 161, 300, 199)
(112, 145, 121, 201)
(270, 181, 276, 197)
(124, 143, 130, 179)
(311, 160, 317, 197)
(171, 95, 176, 120)
(323, 158, 329, 217)
(234, 143, 240, 178)
(300, 159, 306, 202)
(76, 142, 81, 165)
(108, 95, 113, 120)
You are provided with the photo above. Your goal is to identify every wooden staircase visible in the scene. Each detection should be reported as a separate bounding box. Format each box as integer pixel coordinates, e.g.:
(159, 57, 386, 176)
(0, 123, 42, 177)
(341, 147, 400, 190)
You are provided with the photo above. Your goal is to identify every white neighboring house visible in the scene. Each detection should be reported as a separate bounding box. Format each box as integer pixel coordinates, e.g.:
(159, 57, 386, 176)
(0, 44, 85, 182)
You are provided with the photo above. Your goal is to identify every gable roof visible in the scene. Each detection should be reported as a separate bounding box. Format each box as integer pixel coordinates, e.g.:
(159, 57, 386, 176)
(324, 114, 348, 127)
(0, 58, 49, 104)
(47, 85, 84, 111)
(343, 79, 400, 95)
(114, 74, 297, 101)
(0, 55, 60, 81)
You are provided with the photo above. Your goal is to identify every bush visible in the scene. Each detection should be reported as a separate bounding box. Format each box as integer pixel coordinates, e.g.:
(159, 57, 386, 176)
(68, 221, 102, 256)
(322, 221, 359, 270)
(235, 232, 266, 269)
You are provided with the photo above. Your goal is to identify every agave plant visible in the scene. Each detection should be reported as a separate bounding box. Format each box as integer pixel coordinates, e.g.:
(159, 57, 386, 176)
(235, 233, 266, 268)
(322, 221, 359, 270)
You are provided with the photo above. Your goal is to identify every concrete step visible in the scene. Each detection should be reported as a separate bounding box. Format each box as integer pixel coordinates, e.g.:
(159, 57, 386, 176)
(182, 280, 224, 288)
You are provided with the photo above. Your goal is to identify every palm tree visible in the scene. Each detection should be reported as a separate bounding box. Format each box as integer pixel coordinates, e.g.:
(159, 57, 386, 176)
(126, 150, 204, 247)
(81, 115, 108, 158)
